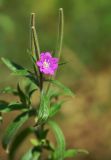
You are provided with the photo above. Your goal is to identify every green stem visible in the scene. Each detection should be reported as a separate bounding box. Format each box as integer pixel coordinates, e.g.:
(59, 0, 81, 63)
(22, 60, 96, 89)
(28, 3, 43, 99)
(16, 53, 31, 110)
(30, 13, 43, 91)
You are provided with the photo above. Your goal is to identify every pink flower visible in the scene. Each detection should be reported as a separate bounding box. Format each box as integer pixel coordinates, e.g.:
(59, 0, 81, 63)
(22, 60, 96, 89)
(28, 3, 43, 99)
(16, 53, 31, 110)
(36, 52, 59, 75)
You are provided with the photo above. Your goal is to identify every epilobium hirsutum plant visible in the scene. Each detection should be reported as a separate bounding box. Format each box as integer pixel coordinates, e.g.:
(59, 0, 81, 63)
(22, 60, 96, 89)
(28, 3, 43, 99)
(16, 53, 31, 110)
(0, 8, 88, 160)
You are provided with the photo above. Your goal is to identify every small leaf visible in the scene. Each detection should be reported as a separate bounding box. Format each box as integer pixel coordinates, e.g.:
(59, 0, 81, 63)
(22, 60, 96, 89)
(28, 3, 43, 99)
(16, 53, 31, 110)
(17, 83, 27, 105)
(12, 70, 29, 76)
(26, 74, 39, 87)
(0, 102, 27, 113)
(36, 128, 49, 140)
(59, 61, 68, 66)
(46, 80, 74, 96)
(2, 111, 31, 150)
(9, 127, 34, 160)
(30, 138, 38, 146)
(48, 120, 66, 160)
(0, 112, 3, 123)
(37, 91, 50, 125)
(1, 57, 25, 72)
(0, 86, 17, 95)
(21, 148, 40, 160)
(24, 82, 38, 98)
(64, 149, 89, 158)
(77, 149, 89, 155)
(1, 57, 32, 78)
(21, 148, 33, 160)
(0, 101, 8, 113)
(47, 90, 61, 100)
(64, 149, 78, 158)
(49, 101, 64, 117)
(29, 88, 37, 98)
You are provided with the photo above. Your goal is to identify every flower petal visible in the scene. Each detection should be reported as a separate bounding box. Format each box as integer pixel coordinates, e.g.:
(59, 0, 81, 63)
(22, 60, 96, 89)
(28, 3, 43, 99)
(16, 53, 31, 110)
(36, 61, 43, 67)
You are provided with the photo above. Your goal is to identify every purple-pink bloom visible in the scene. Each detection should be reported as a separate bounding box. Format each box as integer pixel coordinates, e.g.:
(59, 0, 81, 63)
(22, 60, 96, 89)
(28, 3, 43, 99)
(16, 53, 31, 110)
(36, 52, 59, 75)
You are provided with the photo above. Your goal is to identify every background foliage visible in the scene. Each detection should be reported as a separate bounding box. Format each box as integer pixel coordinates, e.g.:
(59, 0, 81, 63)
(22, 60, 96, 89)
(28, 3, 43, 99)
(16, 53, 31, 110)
(0, 0, 111, 160)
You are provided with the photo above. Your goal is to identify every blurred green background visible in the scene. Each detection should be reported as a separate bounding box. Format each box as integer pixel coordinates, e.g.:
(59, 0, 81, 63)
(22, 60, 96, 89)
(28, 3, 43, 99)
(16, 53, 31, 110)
(0, 0, 111, 160)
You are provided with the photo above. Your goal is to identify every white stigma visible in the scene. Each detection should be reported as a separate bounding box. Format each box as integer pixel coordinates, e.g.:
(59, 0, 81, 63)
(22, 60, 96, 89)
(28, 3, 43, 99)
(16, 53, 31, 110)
(43, 60, 49, 68)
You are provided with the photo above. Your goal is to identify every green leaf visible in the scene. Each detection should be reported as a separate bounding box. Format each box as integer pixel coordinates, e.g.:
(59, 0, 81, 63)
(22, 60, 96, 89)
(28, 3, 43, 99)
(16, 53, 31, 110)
(0, 102, 27, 113)
(9, 127, 34, 160)
(37, 91, 50, 125)
(1, 57, 26, 72)
(64, 149, 78, 158)
(59, 61, 68, 66)
(46, 80, 74, 96)
(1, 57, 39, 86)
(12, 70, 29, 76)
(0, 86, 17, 95)
(0, 112, 3, 123)
(36, 127, 49, 140)
(21, 148, 40, 160)
(47, 90, 61, 100)
(24, 81, 38, 98)
(64, 149, 89, 158)
(21, 149, 33, 160)
(48, 120, 66, 160)
(26, 74, 39, 87)
(1, 57, 31, 78)
(77, 149, 89, 155)
(17, 83, 27, 105)
(0, 101, 8, 113)
(49, 101, 64, 117)
(2, 111, 31, 151)
(30, 138, 38, 146)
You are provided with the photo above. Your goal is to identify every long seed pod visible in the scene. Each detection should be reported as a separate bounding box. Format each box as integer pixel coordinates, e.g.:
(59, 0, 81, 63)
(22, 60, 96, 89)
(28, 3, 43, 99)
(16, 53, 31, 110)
(46, 8, 64, 94)
(30, 13, 35, 58)
(55, 8, 64, 59)
(31, 26, 40, 60)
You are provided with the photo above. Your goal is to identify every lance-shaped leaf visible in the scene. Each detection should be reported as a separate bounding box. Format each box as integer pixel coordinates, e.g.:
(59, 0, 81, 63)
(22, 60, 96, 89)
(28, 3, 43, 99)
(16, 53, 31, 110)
(48, 120, 66, 160)
(24, 81, 38, 99)
(1, 57, 28, 72)
(21, 148, 40, 160)
(17, 83, 27, 105)
(26, 74, 39, 87)
(0, 101, 8, 113)
(47, 89, 61, 100)
(64, 149, 89, 158)
(64, 149, 78, 158)
(46, 79, 74, 96)
(9, 127, 35, 160)
(11, 70, 29, 76)
(0, 86, 17, 95)
(2, 111, 33, 151)
(49, 101, 64, 117)
(0, 102, 27, 113)
(0, 112, 3, 123)
(37, 91, 49, 125)
(1, 57, 39, 86)
(59, 61, 68, 66)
